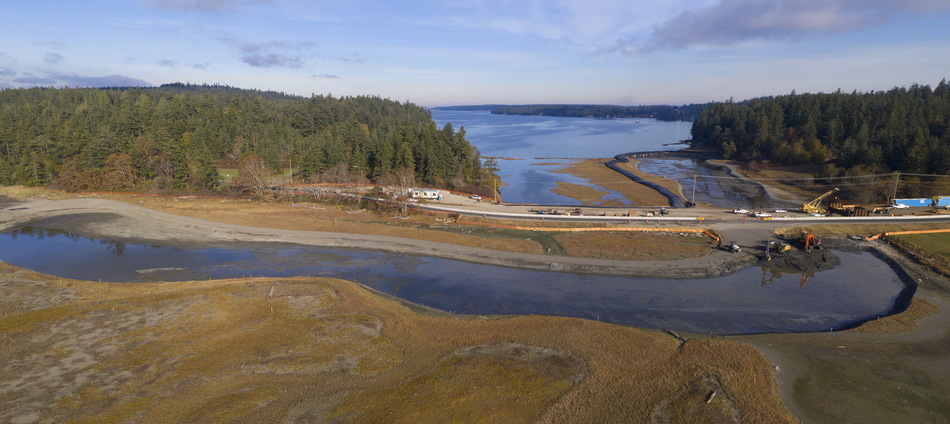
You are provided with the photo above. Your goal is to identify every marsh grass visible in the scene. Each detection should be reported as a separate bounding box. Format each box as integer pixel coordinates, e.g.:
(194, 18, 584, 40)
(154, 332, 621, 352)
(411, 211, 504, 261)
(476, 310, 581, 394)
(0, 269, 795, 423)
(851, 296, 940, 334)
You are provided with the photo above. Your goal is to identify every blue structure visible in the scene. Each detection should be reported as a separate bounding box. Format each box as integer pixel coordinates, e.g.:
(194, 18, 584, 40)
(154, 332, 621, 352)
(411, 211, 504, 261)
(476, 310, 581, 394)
(892, 198, 931, 207)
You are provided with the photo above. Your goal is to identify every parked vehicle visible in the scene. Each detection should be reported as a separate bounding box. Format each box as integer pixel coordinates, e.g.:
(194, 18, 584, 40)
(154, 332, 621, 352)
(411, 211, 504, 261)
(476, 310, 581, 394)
(754, 211, 772, 218)
(773, 209, 787, 213)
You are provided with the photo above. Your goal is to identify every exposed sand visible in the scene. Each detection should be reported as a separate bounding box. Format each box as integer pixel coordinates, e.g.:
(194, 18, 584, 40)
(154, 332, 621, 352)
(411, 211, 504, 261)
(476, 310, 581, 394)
(551, 158, 677, 206)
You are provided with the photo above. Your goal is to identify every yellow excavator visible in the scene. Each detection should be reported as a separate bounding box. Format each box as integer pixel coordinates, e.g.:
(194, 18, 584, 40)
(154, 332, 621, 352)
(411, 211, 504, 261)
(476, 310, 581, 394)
(801, 187, 840, 214)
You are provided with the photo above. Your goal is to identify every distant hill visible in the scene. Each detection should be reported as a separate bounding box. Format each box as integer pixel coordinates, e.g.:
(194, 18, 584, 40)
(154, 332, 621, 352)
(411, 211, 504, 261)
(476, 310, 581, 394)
(430, 105, 508, 111)
(435, 104, 706, 122)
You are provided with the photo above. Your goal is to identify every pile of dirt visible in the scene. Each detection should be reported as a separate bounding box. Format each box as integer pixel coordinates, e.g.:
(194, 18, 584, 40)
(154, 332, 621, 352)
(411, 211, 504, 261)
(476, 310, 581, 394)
(759, 249, 841, 273)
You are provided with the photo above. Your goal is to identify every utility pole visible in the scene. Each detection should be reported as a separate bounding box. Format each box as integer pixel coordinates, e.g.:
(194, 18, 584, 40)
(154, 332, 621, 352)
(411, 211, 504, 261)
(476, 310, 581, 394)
(493, 177, 499, 204)
(691, 175, 698, 206)
(891, 171, 900, 202)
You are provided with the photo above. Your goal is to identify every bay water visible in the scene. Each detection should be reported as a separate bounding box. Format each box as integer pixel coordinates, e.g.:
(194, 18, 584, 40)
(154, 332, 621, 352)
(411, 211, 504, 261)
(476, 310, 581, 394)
(430, 109, 692, 204)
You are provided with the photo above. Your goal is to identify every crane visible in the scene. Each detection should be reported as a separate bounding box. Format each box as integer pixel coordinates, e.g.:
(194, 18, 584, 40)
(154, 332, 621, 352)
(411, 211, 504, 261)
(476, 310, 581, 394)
(801, 187, 840, 214)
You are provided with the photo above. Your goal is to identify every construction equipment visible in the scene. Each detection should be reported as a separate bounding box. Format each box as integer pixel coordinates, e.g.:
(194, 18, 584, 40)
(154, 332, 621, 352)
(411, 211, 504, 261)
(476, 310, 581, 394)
(801, 232, 822, 253)
(727, 241, 741, 253)
(768, 240, 792, 252)
(801, 187, 840, 214)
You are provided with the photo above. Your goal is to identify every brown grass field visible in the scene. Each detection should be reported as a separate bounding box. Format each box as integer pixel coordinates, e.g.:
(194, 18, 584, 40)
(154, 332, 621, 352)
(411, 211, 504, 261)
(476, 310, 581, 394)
(849, 295, 940, 334)
(0, 262, 795, 423)
(775, 222, 950, 239)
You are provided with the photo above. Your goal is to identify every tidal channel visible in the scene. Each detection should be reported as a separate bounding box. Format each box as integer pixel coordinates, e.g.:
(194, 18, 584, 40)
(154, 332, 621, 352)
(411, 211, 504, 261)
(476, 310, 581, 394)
(0, 227, 912, 335)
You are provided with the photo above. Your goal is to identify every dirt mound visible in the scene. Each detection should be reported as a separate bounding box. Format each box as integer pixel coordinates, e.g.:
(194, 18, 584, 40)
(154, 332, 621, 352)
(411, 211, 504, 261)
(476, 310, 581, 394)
(760, 249, 841, 273)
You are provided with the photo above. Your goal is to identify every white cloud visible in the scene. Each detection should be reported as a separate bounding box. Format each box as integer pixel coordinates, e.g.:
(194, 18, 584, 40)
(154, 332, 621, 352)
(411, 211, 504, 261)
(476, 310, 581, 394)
(4, 72, 151, 88)
(634, 0, 950, 52)
(44, 53, 63, 65)
(147, 0, 274, 14)
(428, 0, 693, 42)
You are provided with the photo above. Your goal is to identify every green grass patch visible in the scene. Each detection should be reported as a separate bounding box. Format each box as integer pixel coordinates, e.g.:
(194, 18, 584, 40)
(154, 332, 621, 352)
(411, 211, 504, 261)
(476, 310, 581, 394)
(218, 168, 238, 181)
(895, 232, 950, 260)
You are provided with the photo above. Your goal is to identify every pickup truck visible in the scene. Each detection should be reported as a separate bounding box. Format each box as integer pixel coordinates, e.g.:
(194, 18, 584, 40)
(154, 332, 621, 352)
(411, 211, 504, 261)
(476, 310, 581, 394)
(891, 203, 909, 209)
(732, 208, 750, 214)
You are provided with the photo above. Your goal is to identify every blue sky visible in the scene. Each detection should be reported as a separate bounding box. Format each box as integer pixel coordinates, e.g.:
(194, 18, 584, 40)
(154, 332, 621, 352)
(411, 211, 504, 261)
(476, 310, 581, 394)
(2, 0, 949, 106)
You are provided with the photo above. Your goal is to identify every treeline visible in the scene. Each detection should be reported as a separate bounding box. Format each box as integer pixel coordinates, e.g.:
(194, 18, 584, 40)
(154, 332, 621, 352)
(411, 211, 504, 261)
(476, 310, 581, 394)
(0, 84, 489, 193)
(489, 104, 705, 121)
(690, 80, 950, 176)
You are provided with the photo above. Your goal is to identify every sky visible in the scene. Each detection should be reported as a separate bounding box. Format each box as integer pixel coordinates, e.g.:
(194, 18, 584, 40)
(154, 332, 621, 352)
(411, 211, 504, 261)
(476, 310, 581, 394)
(2, 0, 949, 106)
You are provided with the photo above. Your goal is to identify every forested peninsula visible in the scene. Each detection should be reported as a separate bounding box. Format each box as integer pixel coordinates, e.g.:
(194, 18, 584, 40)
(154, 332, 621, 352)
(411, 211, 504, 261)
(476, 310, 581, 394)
(435, 104, 703, 121)
(0, 84, 489, 193)
(690, 80, 950, 178)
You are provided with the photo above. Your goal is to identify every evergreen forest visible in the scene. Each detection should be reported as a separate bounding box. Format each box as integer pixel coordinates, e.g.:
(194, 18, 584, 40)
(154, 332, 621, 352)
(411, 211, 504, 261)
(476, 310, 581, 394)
(0, 84, 489, 194)
(690, 80, 950, 177)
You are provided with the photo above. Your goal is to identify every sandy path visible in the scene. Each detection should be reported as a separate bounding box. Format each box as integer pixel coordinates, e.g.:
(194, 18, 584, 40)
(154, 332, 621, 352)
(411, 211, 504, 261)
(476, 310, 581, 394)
(0, 198, 755, 278)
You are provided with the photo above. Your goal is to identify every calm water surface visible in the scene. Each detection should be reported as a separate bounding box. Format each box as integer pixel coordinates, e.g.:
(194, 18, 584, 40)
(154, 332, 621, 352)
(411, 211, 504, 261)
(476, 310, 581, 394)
(431, 110, 692, 204)
(1, 227, 910, 335)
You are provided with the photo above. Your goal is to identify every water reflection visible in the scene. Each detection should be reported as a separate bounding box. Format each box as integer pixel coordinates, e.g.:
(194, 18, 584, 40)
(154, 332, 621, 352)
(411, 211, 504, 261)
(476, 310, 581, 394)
(0, 227, 910, 335)
(8, 226, 130, 256)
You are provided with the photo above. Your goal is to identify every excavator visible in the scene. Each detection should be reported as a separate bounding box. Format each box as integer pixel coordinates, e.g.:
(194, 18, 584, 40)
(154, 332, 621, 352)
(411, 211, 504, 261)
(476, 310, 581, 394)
(801, 187, 840, 215)
(801, 232, 822, 253)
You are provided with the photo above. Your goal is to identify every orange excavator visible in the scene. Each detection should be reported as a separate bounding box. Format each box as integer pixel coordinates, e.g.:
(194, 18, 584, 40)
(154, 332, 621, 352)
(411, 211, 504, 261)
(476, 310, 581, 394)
(801, 232, 822, 253)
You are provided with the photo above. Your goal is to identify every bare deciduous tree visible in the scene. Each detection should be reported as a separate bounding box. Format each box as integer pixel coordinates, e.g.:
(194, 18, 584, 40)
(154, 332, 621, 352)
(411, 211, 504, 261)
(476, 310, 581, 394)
(233, 154, 271, 196)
